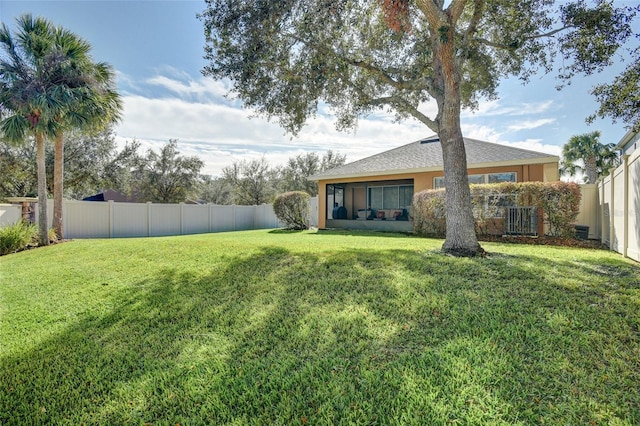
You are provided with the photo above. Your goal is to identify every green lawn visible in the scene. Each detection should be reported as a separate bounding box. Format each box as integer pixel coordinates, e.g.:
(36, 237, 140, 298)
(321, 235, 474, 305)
(1, 229, 639, 425)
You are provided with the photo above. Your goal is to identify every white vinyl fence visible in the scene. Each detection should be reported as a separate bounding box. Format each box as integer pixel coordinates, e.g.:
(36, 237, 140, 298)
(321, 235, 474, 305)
(0, 197, 321, 239)
(0, 204, 21, 227)
(575, 184, 600, 240)
(599, 148, 640, 262)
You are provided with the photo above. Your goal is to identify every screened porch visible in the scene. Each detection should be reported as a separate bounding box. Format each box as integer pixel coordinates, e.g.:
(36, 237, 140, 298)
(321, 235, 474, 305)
(324, 179, 414, 232)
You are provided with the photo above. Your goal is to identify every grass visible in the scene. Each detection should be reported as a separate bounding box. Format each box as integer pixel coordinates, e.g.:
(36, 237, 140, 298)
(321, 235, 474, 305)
(1, 229, 639, 425)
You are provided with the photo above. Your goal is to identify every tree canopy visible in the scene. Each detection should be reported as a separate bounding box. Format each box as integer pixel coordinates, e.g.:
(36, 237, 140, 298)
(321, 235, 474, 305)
(589, 44, 640, 132)
(134, 139, 205, 204)
(200, 0, 638, 256)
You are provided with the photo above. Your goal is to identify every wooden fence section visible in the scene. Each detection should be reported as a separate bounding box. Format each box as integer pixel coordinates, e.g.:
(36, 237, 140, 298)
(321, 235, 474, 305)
(599, 147, 640, 262)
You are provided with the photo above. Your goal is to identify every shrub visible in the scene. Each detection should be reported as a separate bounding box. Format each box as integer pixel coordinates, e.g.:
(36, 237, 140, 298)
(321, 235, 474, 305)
(273, 191, 311, 230)
(0, 221, 37, 256)
(412, 189, 446, 237)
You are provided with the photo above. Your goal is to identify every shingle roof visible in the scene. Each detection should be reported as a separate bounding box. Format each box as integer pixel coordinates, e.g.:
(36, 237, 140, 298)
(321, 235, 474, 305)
(310, 136, 558, 180)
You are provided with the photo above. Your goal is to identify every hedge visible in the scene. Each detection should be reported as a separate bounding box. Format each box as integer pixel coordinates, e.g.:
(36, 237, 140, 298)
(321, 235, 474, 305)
(413, 181, 582, 238)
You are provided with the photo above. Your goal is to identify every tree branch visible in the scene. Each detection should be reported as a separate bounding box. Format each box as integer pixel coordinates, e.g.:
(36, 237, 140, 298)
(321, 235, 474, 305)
(446, 0, 469, 24)
(414, 0, 446, 28)
(344, 58, 433, 92)
(474, 26, 571, 50)
(334, 69, 438, 132)
(462, 0, 485, 44)
(365, 93, 438, 132)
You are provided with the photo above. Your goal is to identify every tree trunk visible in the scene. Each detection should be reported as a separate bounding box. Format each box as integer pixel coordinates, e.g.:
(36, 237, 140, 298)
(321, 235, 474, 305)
(432, 19, 483, 257)
(439, 127, 482, 256)
(53, 130, 64, 240)
(584, 156, 598, 184)
(36, 132, 49, 246)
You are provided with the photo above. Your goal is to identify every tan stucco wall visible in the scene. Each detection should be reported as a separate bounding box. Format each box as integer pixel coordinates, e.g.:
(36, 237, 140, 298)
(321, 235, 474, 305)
(316, 161, 559, 229)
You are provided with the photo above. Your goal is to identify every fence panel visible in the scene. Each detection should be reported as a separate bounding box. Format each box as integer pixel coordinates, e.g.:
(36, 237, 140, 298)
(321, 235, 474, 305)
(183, 204, 210, 235)
(576, 185, 599, 239)
(113, 203, 149, 238)
(612, 166, 626, 254)
(210, 205, 235, 232)
(309, 197, 319, 227)
(626, 152, 640, 261)
(65, 200, 110, 238)
(235, 205, 256, 230)
(150, 204, 181, 237)
(0, 204, 21, 227)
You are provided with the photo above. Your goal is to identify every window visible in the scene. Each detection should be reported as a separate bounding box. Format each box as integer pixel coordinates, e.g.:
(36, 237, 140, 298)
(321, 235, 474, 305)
(383, 186, 399, 209)
(488, 172, 516, 183)
(368, 185, 414, 209)
(399, 186, 413, 208)
(369, 187, 383, 209)
(434, 172, 517, 188)
(468, 174, 484, 185)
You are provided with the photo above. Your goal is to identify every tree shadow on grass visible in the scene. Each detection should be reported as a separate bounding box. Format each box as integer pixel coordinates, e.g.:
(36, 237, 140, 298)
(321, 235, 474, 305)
(1, 246, 639, 424)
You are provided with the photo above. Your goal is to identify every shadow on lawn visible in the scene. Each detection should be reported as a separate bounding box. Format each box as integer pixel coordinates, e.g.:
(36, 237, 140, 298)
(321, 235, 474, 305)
(1, 246, 639, 424)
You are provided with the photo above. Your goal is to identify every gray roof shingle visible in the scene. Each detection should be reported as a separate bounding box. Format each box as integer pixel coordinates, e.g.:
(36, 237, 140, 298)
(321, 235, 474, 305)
(310, 136, 558, 180)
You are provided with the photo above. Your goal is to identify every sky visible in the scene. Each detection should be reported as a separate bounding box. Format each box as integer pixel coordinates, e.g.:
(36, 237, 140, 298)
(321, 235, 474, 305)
(0, 0, 636, 177)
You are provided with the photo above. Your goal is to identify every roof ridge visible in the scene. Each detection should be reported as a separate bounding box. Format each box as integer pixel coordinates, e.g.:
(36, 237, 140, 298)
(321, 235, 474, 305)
(462, 137, 555, 157)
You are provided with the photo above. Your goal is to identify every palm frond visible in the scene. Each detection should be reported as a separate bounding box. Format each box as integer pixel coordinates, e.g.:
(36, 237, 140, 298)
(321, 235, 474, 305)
(0, 114, 29, 144)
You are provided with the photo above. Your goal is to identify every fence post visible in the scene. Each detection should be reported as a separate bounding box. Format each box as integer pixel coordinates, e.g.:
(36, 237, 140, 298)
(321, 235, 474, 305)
(208, 203, 212, 233)
(108, 200, 114, 238)
(180, 202, 184, 235)
(609, 172, 615, 252)
(232, 205, 236, 231)
(147, 202, 152, 237)
(622, 155, 629, 257)
(63, 200, 68, 238)
(599, 181, 604, 246)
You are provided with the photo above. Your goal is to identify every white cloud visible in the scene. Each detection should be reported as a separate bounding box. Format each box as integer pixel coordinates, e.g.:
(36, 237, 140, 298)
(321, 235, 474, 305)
(464, 99, 556, 118)
(146, 75, 230, 100)
(496, 138, 562, 157)
(507, 118, 556, 132)
(114, 73, 564, 176)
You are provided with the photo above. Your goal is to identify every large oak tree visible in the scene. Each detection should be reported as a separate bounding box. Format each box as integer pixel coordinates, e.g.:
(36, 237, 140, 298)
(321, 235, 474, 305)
(200, 0, 637, 256)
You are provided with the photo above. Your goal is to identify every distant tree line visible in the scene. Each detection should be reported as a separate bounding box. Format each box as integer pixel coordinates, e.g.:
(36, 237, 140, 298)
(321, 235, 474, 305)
(0, 127, 345, 205)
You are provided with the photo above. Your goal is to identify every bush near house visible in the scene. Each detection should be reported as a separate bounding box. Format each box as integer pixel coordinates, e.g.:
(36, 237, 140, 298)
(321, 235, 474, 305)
(413, 181, 581, 238)
(273, 191, 310, 230)
(412, 189, 447, 237)
(0, 221, 37, 256)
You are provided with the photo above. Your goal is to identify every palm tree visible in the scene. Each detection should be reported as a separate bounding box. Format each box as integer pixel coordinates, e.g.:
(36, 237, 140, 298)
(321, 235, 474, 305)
(0, 14, 121, 243)
(560, 131, 620, 184)
(50, 38, 121, 240)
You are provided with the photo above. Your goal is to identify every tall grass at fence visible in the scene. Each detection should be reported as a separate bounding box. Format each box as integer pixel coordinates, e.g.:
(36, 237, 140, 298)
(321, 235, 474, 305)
(0, 221, 37, 256)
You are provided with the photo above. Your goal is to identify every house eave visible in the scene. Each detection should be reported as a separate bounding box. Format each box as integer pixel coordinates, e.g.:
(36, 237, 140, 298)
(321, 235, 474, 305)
(615, 129, 637, 150)
(309, 156, 559, 182)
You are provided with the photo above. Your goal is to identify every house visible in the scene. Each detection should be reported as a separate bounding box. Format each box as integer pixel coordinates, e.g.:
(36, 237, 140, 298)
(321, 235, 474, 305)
(616, 129, 639, 156)
(82, 189, 141, 203)
(309, 136, 559, 231)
